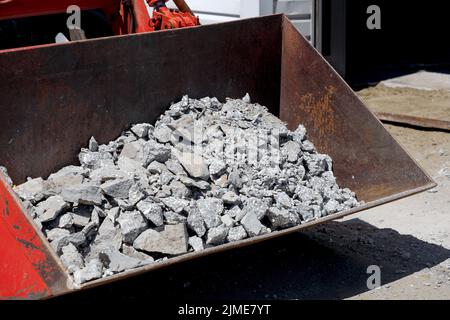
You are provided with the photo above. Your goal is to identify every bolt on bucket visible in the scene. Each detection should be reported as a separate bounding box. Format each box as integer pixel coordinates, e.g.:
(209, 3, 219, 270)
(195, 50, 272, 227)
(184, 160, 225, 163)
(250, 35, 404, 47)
(0, 14, 435, 299)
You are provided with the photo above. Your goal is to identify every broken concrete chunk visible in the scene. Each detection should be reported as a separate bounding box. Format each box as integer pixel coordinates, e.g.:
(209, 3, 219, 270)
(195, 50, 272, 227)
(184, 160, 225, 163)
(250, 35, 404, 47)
(51, 232, 87, 254)
(226, 205, 242, 219)
(60, 243, 84, 274)
(188, 236, 204, 252)
(0, 166, 13, 186)
(117, 210, 148, 244)
(129, 183, 146, 205)
(106, 207, 120, 223)
(89, 166, 131, 184)
(165, 160, 187, 176)
(131, 123, 153, 138)
(148, 161, 167, 174)
(101, 178, 134, 199)
(281, 140, 301, 163)
(208, 159, 227, 176)
(57, 213, 73, 229)
(206, 224, 229, 245)
(122, 245, 154, 262)
(220, 214, 235, 227)
(71, 206, 92, 228)
(153, 124, 173, 143)
(99, 249, 141, 273)
(222, 191, 240, 205)
(164, 211, 187, 225)
(14, 177, 46, 203)
(227, 225, 247, 242)
(241, 197, 268, 221)
(142, 139, 171, 166)
(133, 223, 188, 255)
(186, 207, 206, 237)
(169, 180, 191, 199)
(73, 258, 103, 285)
(161, 196, 189, 213)
(88, 136, 99, 152)
(276, 192, 293, 209)
(117, 155, 146, 175)
(46, 228, 71, 241)
(241, 212, 269, 237)
(36, 195, 68, 223)
(172, 149, 210, 180)
(61, 184, 103, 206)
(228, 171, 243, 189)
(196, 198, 223, 229)
(267, 207, 300, 229)
(179, 176, 210, 190)
(79, 150, 114, 170)
(136, 199, 164, 227)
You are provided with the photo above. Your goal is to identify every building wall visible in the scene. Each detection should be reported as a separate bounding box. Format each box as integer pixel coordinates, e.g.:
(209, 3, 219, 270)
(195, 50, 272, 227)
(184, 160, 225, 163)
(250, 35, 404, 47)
(167, 0, 314, 41)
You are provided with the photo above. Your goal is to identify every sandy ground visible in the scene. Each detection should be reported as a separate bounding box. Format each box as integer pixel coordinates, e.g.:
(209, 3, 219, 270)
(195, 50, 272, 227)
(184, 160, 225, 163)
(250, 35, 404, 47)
(358, 84, 450, 121)
(58, 86, 450, 302)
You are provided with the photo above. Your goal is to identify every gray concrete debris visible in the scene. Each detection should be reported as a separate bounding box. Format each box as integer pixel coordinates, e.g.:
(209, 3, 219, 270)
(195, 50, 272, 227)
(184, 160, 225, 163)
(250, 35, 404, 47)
(131, 123, 153, 138)
(101, 178, 134, 199)
(188, 236, 204, 252)
(73, 258, 103, 285)
(164, 211, 187, 224)
(161, 197, 189, 213)
(60, 243, 84, 274)
(0, 166, 13, 186)
(241, 212, 269, 237)
(148, 161, 167, 174)
(186, 206, 206, 237)
(14, 177, 46, 203)
(267, 207, 300, 229)
(172, 149, 210, 180)
(88, 136, 99, 152)
(227, 225, 247, 242)
(117, 211, 148, 244)
(133, 223, 188, 255)
(9, 95, 359, 285)
(79, 150, 114, 170)
(36, 195, 68, 223)
(46, 228, 71, 241)
(136, 199, 164, 226)
(241, 197, 268, 221)
(222, 191, 240, 205)
(61, 184, 103, 206)
(206, 224, 229, 245)
(99, 249, 142, 273)
(196, 198, 223, 229)
(281, 140, 302, 163)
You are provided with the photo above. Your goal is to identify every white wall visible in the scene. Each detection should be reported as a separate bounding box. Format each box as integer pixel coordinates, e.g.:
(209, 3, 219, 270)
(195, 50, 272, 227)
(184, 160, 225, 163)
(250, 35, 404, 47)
(167, 0, 313, 40)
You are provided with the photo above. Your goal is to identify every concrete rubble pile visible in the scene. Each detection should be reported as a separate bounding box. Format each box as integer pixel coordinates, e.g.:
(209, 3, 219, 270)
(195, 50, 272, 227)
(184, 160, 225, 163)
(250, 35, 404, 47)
(10, 94, 359, 285)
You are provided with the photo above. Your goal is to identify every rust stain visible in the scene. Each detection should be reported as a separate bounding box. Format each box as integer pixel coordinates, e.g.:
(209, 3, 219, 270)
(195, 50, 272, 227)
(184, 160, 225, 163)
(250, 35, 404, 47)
(298, 85, 336, 151)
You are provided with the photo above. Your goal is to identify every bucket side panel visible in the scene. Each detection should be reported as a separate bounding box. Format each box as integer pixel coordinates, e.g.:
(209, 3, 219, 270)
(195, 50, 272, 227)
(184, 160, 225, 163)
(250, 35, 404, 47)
(0, 174, 69, 299)
(279, 18, 433, 202)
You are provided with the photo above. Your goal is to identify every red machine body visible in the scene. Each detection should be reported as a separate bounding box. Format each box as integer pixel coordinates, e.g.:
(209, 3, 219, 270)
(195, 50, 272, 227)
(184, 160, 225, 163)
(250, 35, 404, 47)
(0, 0, 199, 49)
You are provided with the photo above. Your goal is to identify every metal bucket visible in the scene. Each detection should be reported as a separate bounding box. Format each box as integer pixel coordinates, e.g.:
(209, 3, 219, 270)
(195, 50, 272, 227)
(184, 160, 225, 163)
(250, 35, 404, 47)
(0, 14, 435, 299)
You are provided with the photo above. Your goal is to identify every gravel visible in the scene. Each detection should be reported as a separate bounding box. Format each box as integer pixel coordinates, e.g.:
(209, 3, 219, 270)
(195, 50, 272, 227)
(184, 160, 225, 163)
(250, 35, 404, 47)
(8, 94, 359, 285)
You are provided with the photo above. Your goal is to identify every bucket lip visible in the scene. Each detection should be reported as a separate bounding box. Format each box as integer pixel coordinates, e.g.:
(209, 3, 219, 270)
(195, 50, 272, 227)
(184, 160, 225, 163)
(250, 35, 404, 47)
(0, 13, 286, 54)
(72, 179, 435, 295)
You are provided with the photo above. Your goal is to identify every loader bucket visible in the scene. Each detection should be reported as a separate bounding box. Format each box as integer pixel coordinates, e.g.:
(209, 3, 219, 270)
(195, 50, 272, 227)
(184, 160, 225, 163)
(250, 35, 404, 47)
(0, 14, 435, 299)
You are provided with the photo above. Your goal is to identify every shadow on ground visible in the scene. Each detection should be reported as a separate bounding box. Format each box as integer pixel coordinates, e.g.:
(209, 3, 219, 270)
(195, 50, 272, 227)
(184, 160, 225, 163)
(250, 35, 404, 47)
(56, 218, 450, 301)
